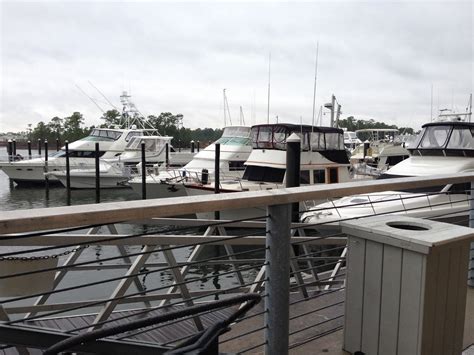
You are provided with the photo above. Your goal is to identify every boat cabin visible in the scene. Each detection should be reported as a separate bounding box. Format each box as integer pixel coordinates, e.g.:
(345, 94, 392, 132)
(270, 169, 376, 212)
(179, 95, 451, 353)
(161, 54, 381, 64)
(408, 121, 474, 157)
(243, 124, 350, 185)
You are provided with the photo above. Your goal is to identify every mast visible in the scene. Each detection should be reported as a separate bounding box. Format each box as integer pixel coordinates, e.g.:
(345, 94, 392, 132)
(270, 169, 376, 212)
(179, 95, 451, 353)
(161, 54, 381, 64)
(311, 42, 319, 130)
(267, 52, 271, 124)
(223, 89, 227, 127)
(430, 84, 434, 122)
(330, 94, 336, 127)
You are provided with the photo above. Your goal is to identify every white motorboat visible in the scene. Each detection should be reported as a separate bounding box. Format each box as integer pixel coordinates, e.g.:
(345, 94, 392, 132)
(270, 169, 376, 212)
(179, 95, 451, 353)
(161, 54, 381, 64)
(128, 126, 252, 198)
(0, 92, 166, 186)
(49, 135, 174, 189)
(343, 130, 362, 150)
(350, 128, 410, 178)
(184, 123, 351, 220)
(301, 111, 474, 231)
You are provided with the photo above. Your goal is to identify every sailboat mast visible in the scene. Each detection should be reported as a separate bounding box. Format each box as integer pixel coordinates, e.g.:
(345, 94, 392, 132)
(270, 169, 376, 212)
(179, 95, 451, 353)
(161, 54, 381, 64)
(311, 42, 319, 130)
(223, 89, 227, 127)
(267, 52, 271, 124)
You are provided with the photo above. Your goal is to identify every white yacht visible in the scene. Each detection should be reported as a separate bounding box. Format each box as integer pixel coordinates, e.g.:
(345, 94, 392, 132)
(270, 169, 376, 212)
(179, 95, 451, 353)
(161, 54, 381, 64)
(49, 135, 173, 189)
(301, 115, 474, 230)
(343, 131, 361, 150)
(350, 128, 409, 177)
(0, 92, 168, 186)
(184, 123, 351, 220)
(128, 126, 252, 198)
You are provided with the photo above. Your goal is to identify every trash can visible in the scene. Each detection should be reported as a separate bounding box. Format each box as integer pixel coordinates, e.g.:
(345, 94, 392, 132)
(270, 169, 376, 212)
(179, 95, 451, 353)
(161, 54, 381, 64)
(341, 215, 473, 355)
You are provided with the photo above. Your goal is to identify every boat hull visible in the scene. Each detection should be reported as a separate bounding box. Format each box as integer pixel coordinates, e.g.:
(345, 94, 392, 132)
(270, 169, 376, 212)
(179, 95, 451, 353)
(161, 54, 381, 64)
(129, 180, 188, 199)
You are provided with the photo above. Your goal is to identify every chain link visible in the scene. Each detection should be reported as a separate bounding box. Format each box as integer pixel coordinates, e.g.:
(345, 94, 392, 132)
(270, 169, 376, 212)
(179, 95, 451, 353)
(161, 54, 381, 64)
(0, 245, 90, 262)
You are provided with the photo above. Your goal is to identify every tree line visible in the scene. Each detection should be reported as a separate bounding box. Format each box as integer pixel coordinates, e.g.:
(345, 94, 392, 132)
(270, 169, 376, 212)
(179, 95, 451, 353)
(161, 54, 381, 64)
(338, 116, 416, 135)
(23, 110, 223, 147)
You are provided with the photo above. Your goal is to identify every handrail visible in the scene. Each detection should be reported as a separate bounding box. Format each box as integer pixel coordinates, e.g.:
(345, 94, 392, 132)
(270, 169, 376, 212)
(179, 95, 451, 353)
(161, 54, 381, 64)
(1, 173, 474, 234)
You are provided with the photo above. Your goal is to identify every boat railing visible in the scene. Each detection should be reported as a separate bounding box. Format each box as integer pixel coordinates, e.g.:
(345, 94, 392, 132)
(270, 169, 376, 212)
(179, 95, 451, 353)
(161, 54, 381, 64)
(0, 173, 473, 353)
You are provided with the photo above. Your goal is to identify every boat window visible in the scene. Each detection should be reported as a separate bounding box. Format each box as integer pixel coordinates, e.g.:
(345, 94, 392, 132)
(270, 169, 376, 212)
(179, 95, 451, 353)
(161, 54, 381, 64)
(448, 183, 470, 194)
(328, 167, 338, 183)
(243, 166, 285, 183)
(50, 150, 66, 158)
(447, 127, 474, 149)
(215, 137, 251, 146)
(313, 170, 325, 183)
(68, 150, 106, 158)
(419, 126, 451, 148)
(273, 127, 287, 150)
(300, 171, 310, 184)
(325, 133, 344, 150)
(125, 131, 142, 142)
(85, 129, 122, 141)
(229, 161, 246, 171)
(295, 133, 310, 151)
(222, 127, 251, 138)
(256, 126, 273, 149)
(107, 131, 122, 140)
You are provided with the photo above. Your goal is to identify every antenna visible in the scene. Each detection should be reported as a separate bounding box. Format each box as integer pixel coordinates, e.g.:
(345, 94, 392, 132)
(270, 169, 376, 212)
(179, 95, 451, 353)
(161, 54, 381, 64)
(267, 52, 271, 124)
(311, 42, 319, 131)
(430, 84, 433, 122)
(223, 89, 232, 126)
(223, 89, 227, 127)
(88, 81, 119, 110)
(468, 93, 473, 123)
(75, 84, 105, 113)
(240, 106, 245, 126)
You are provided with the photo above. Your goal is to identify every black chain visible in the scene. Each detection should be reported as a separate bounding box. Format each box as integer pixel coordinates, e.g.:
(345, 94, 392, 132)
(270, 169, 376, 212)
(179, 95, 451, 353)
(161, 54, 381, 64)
(0, 245, 89, 262)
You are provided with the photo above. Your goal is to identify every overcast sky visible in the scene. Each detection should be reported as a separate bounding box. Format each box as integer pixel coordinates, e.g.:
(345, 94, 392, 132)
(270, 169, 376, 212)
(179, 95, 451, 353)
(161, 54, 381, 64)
(0, 1, 472, 133)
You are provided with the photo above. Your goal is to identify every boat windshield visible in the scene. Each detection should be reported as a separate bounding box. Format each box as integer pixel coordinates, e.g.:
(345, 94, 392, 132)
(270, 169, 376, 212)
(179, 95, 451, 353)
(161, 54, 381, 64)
(125, 137, 169, 151)
(215, 137, 251, 146)
(80, 129, 123, 141)
(221, 126, 251, 138)
(412, 124, 474, 150)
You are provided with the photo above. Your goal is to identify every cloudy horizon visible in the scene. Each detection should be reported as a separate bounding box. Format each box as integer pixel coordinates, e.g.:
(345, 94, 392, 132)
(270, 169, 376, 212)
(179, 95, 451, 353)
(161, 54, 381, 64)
(1, 1, 472, 133)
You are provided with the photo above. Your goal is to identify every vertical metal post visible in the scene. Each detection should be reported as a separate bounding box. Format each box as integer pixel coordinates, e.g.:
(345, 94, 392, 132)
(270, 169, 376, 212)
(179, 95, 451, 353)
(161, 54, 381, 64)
(191, 140, 195, 153)
(7, 140, 12, 162)
(141, 141, 146, 200)
(56, 138, 60, 151)
(197, 140, 200, 152)
(165, 143, 169, 168)
(286, 133, 301, 222)
(265, 203, 291, 355)
(12, 139, 16, 156)
(44, 140, 49, 190)
(27, 141, 32, 159)
(178, 139, 181, 153)
(95, 142, 100, 203)
(65, 141, 71, 205)
(37, 139, 41, 156)
(214, 143, 220, 220)
(469, 181, 474, 287)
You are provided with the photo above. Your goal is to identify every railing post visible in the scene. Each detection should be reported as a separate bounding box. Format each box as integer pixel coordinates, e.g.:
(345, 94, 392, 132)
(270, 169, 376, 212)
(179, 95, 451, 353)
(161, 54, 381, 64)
(214, 143, 220, 220)
(265, 203, 291, 355)
(469, 181, 474, 287)
(286, 133, 301, 222)
(141, 141, 146, 200)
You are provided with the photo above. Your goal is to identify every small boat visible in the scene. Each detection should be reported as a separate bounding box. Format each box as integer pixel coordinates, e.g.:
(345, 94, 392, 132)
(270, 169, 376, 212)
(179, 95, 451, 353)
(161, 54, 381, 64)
(128, 126, 252, 198)
(184, 123, 351, 220)
(301, 103, 474, 231)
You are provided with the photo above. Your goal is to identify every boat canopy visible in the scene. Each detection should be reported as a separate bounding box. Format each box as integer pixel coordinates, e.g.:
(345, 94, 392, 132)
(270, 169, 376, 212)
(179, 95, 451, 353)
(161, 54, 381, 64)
(250, 124, 344, 151)
(409, 121, 474, 156)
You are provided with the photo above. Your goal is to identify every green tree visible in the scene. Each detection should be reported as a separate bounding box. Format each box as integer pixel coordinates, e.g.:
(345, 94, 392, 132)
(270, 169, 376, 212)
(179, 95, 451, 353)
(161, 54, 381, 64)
(100, 109, 122, 128)
(63, 112, 88, 142)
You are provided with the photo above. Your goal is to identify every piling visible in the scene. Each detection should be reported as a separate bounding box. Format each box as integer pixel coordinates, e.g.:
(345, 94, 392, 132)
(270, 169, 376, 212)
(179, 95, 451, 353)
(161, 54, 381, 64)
(469, 181, 474, 287)
(44, 140, 49, 189)
(141, 141, 146, 200)
(191, 140, 195, 153)
(197, 140, 200, 152)
(286, 133, 301, 222)
(56, 138, 60, 151)
(95, 142, 100, 203)
(12, 139, 16, 157)
(264, 203, 291, 355)
(38, 139, 42, 156)
(65, 141, 71, 205)
(27, 141, 32, 159)
(165, 143, 169, 168)
(214, 143, 221, 220)
(7, 140, 12, 162)
(178, 139, 181, 153)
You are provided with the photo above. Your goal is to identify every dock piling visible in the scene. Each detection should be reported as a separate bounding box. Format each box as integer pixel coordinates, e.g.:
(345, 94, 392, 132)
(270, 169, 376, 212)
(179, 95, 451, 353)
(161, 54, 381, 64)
(44, 140, 49, 189)
(141, 142, 146, 200)
(214, 143, 220, 220)
(165, 143, 169, 168)
(12, 139, 16, 157)
(197, 140, 200, 152)
(7, 140, 12, 162)
(56, 138, 60, 151)
(65, 141, 71, 205)
(38, 139, 42, 156)
(191, 140, 195, 153)
(27, 141, 32, 159)
(95, 142, 100, 203)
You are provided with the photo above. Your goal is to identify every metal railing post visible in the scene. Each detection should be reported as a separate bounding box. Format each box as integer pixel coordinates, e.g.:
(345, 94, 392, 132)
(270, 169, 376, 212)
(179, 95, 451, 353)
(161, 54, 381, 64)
(95, 142, 100, 203)
(65, 141, 71, 205)
(264, 203, 291, 355)
(141, 141, 146, 200)
(214, 143, 220, 220)
(469, 181, 474, 287)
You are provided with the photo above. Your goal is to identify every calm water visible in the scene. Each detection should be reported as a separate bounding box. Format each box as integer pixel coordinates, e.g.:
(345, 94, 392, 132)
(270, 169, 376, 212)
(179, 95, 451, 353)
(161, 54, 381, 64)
(0, 147, 249, 314)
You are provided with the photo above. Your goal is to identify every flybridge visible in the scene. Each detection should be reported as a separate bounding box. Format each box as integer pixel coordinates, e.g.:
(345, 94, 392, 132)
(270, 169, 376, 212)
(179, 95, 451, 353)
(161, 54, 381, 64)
(250, 123, 345, 151)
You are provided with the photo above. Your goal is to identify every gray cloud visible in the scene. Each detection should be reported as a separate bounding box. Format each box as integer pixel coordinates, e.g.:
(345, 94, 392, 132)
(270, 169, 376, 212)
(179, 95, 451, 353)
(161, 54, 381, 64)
(1, 1, 472, 133)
